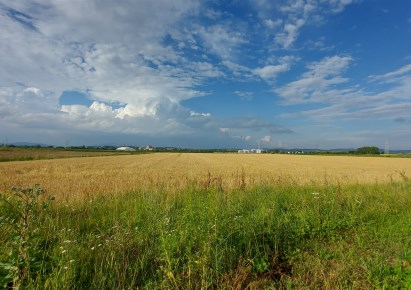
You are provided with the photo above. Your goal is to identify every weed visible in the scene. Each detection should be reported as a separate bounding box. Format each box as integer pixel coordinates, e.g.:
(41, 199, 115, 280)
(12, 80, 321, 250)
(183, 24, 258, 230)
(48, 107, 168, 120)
(0, 185, 54, 288)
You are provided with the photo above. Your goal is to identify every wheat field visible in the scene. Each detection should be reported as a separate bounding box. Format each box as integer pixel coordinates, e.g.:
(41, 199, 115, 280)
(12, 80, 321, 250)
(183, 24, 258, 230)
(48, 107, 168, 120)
(2, 152, 411, 289)
(1, 153, 409, 202)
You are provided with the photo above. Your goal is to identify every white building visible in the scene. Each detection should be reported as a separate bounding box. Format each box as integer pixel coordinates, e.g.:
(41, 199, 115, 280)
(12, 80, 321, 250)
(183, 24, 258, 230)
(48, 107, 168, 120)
(238, 149, 264, 154)
(116, 146, 136, 151)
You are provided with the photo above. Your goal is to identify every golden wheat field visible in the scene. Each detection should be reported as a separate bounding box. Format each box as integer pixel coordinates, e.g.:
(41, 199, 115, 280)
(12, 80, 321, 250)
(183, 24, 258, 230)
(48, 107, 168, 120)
(1, 153, 410, 202)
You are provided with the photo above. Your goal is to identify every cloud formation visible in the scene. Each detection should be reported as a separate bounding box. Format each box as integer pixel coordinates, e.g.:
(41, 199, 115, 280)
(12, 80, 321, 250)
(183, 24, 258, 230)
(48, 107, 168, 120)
(1, 0, 410, 149)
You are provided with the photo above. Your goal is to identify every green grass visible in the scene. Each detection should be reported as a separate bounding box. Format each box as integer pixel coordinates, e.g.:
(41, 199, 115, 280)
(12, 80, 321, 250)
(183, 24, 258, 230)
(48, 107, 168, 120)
(1, 180, 411, 289)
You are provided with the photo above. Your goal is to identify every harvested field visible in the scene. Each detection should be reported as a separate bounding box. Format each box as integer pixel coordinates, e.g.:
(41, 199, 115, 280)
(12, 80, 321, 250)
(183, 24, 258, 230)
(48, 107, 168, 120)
(1, 153, 409, 202)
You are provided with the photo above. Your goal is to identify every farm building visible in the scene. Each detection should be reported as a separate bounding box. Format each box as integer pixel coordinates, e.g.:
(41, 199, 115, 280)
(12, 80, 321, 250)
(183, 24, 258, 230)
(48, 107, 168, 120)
(238, 149, 265, 154)
(116, 146, 136, 151)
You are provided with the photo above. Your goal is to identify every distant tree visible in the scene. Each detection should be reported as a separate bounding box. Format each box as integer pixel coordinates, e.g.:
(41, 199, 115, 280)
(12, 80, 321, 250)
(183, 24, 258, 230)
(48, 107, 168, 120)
(356, 146, 381, 155)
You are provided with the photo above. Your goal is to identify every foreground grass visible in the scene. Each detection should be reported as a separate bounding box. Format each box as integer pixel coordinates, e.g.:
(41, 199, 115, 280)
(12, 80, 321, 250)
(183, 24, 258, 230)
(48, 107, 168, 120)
(1, 180, 411, 289)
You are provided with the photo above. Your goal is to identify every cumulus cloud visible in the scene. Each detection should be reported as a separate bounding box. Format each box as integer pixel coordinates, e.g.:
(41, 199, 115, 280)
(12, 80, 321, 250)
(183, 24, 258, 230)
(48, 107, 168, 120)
(0, 0, 226, 141)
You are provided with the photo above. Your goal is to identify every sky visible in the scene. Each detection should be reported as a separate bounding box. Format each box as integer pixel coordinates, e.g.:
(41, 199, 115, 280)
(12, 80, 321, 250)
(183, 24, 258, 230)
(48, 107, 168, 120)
(0, 0, 410, 149)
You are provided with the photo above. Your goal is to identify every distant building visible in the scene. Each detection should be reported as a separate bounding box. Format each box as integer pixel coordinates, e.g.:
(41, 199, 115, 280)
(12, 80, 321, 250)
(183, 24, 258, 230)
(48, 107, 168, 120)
(238, 149, 264, 154)
(145, 145, 153, 151)
(116, 146, 136, 151)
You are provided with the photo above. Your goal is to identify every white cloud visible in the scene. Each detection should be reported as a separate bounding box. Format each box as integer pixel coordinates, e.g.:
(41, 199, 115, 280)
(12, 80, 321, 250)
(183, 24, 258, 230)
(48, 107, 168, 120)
(261, 135, 272, 144)
(219, 127, 229, 133)
(196, 24, 247, 60)
(251, 0, 355, 49)
(369, 63, 411, 82)
(58, 97, 208, 135)
(252, 55, 297, 82)
(275, 19, 306, 48)
(253, 64, 291, 81)
(221, 60, 251, 77)
(278, 61, 411, 123)
(264, 18, 282, 29)
(306, 55, 352, 76)
(275, 55, 352, 103)
(326, 0, 353, 13)
(234, 91, 254, 101)
(0, 0, 230, 140)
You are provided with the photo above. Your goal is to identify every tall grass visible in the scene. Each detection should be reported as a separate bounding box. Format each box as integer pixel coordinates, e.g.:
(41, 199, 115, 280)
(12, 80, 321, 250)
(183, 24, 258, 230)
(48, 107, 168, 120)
(1, 177, 411, 289)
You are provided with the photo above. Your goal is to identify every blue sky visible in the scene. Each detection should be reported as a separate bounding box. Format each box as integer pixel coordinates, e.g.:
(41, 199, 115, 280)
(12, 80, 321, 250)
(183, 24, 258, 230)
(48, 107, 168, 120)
(1, 0, 410, 149)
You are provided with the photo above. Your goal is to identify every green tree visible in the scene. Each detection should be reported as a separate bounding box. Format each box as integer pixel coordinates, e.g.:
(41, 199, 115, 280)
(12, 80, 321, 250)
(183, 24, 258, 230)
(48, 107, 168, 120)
(356, 146, 380, 155)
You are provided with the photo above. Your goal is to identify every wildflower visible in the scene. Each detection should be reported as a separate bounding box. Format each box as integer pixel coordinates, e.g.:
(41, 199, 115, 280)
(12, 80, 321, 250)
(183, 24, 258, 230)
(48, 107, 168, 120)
(64, 266, 68, 270)
(62, 250, 67, 254)
(69, 260, 75, 263)
(91, 246, 95, 250)
(63, 240, 71, 243)
(98, 244, 102, 247)
(311, 192, 320, 195)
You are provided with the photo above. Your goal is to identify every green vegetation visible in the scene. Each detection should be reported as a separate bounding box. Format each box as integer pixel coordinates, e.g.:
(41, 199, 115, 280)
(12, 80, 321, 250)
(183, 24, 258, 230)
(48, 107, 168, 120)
(356, 146, 381, 155)
(1, 179, 411, 289)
